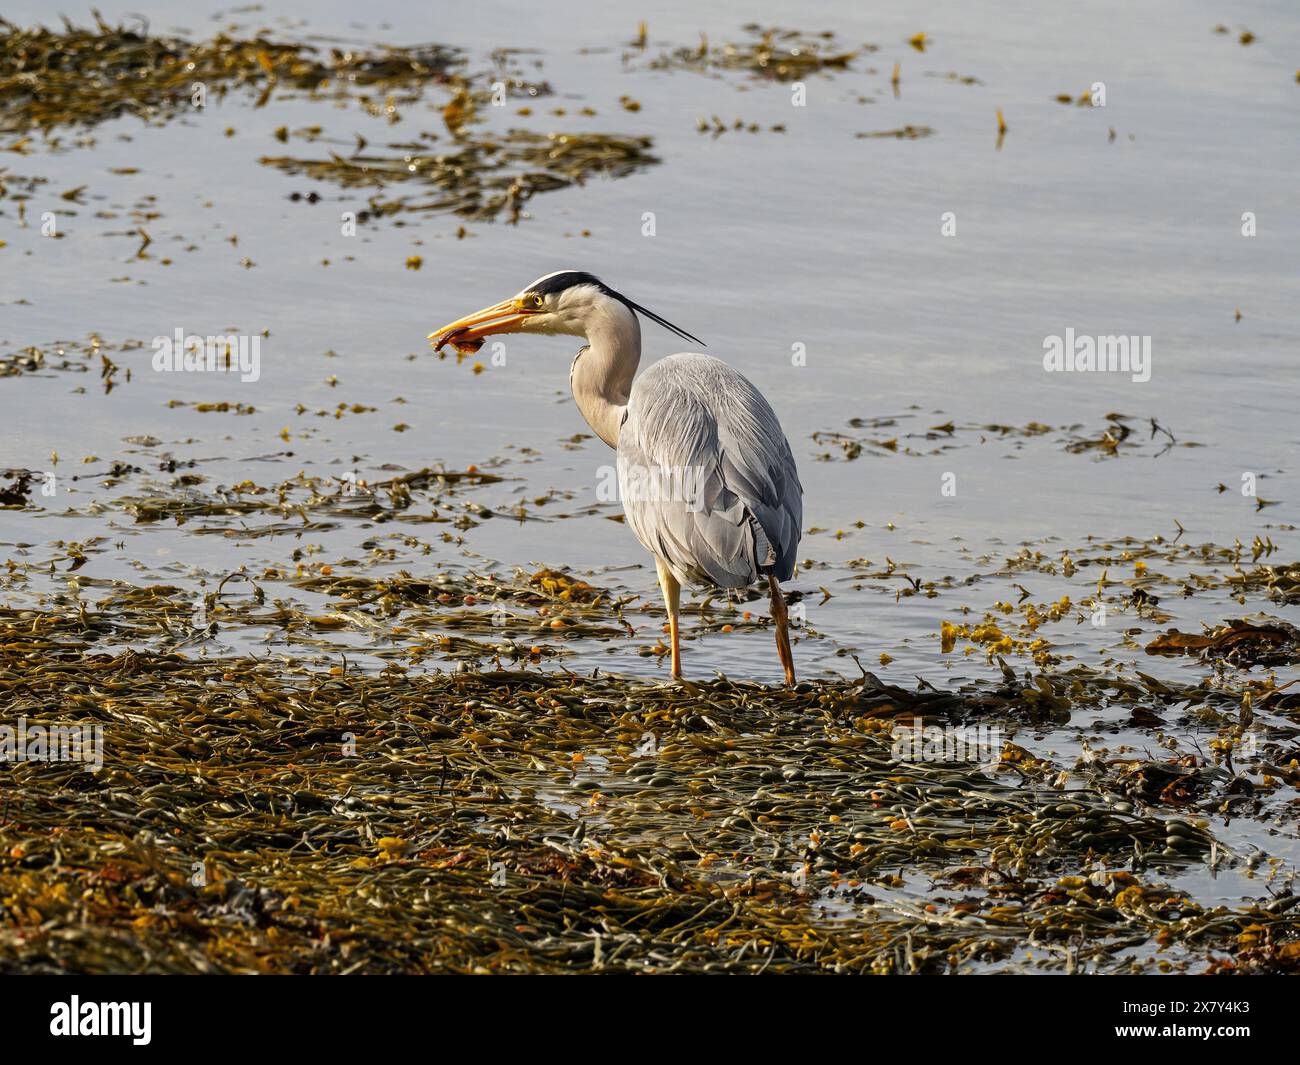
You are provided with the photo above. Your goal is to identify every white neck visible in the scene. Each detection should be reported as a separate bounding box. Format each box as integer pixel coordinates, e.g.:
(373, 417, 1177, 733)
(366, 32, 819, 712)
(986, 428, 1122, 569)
(570, 298, 640, 448)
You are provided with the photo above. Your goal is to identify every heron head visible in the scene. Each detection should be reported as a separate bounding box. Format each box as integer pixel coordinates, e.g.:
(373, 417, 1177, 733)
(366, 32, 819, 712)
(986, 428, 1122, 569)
(428, 270, 703, 353)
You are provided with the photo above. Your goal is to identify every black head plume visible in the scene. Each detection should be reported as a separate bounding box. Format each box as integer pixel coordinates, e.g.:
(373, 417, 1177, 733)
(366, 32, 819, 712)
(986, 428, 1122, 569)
(616, 293, 705, 347)
(528, 271, 705, 347)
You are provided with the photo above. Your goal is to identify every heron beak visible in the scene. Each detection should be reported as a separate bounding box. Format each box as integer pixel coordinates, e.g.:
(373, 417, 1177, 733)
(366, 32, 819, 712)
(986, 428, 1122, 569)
(427, 298, 534, 353)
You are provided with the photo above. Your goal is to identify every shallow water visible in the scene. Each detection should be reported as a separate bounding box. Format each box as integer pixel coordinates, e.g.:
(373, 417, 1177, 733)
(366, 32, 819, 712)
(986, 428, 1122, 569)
(2, 0, 1297, 932)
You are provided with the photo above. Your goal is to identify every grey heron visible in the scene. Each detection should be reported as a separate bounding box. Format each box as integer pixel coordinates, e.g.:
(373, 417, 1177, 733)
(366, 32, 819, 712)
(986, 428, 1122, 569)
(429, 271, 803, 684)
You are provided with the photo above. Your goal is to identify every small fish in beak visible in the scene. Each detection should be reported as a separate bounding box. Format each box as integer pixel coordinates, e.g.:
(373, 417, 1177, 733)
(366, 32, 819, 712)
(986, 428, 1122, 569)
(428, 297, 535, 354)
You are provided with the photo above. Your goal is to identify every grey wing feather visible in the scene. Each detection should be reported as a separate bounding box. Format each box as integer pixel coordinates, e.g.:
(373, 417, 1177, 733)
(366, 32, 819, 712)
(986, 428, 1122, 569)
(617, 353, 802, 589)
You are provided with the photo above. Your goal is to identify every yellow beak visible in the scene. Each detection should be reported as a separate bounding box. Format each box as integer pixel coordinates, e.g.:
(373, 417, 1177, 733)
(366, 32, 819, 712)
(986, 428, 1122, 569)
(428, 298, 535, 353)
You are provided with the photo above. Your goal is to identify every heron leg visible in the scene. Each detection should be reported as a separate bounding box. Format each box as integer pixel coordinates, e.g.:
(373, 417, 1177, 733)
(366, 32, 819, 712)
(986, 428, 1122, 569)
(655, 558, 683, 681)
(768, 576, 796, 686)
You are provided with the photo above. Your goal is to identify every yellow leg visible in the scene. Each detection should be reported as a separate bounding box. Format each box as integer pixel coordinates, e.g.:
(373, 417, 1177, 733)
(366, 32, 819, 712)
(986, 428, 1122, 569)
(655, 558, 682, 681)
(768, 576, 796, 686)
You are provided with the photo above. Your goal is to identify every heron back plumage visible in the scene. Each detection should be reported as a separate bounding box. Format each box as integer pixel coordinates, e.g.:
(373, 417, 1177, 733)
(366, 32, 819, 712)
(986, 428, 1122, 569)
(617, 353, 802, 589)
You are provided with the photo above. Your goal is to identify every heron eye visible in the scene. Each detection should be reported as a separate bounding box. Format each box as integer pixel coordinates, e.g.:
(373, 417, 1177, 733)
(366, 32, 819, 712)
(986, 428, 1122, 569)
(530, 294, 545, 308)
